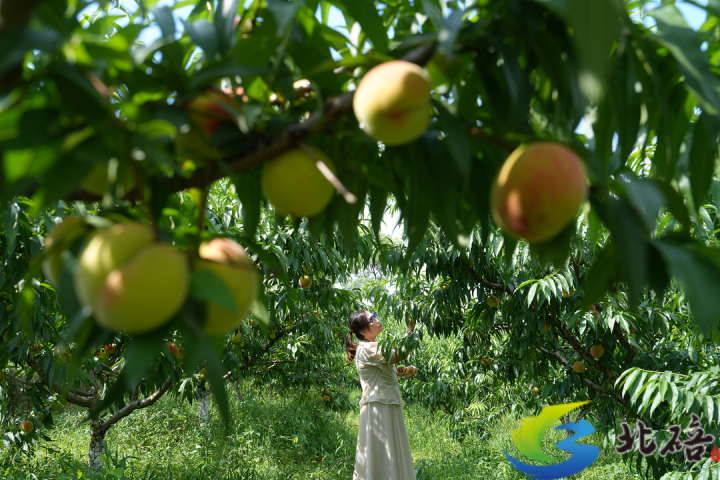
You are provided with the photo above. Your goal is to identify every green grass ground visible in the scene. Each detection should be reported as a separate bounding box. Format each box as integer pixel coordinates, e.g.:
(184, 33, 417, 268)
(2, 383, 643, 479)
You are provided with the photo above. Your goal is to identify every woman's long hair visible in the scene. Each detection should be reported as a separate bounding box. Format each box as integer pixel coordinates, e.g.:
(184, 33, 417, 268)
(345, 309, 370, 364)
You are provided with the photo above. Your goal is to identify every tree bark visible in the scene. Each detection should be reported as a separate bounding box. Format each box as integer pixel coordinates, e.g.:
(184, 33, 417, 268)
(87, 418, 107, 471)
(198, 382, 210, 433)
(231, 379, 243, 403)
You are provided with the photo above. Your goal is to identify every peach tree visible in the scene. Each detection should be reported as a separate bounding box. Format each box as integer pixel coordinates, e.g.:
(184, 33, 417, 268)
(1, 0, 720, 478)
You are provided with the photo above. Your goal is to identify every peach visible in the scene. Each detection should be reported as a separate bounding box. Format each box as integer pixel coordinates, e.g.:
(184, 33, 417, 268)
(573, 361, 585, 373)
(542, 321, 551, 333)
(486, 295, 499, 307)
(590, 345, 604, 358)
(261, 146, 336, 217)
(177, 88, 238, 160)
(74, 222, 190, 334)
(491, 142, 588, 243)
(353, 60, 431, 146)
(166, 342, 177, 356)
(194, 238, 258, 334)
(298, 275, 312, 289)
(20, 420, 33, 434)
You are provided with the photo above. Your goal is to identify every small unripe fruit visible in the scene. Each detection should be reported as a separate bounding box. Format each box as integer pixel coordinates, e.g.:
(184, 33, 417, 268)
(324, 389, 330, 395)
(96, 350, 107, 359)
(261, 146, 336, 218)
(36, 413, 45, 421)
(195, 238, 258, 334)
(324, 395, 330, 402)
(542, 322, 551, 333)
(166, 342, 177, 356)
(562, 288, 575, 298)
(491, 142, 588, 243)
(298, 275, 312, 289)
(20, 421, 34, 434)
(573, 361, 585, 373)
(317, 396, 323, 402)
(75, 222, 190, 334)
(42, 216, 88, 287)
(175, 347, 185, 360)
(105, 344, 116, 355)
(532, 387, 539, 393)
(590, 345, 605, 358)
(231, 332, 242, 343)
(353, 60, 431, 146)
(199, 367, 209, 380)
(486, 295, 499, 308)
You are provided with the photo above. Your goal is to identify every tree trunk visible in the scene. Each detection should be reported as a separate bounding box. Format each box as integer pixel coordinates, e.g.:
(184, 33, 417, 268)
(87, 419, 107, 471)
(231, 379, 243, 403)
(198, 382, 210, 433)
(561, 413, 572, 458)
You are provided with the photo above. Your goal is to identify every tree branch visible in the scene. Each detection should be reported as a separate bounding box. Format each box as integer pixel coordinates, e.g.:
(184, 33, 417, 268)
(98, 376, 172, 435)
(66, 390, 94, 408)
(51, 44, 436, 203)
(538, 346, 630, 409)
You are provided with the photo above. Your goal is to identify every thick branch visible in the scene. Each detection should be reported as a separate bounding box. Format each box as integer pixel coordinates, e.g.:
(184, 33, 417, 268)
(53, 44, 436, 203)
(66, 390, 94, 408)
(98, 376, 172, 435)
(465, 263, 514, 296)
(538, 346, 630, 410)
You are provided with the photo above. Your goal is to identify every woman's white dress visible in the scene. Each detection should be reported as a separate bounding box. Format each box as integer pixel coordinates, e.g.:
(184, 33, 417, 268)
(353, 341, 416, 480)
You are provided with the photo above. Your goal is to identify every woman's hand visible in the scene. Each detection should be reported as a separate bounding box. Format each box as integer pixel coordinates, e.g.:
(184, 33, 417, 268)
(396, 365, 417, 378)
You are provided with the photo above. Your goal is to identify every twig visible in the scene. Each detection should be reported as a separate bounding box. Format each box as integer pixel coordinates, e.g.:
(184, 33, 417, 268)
(35, 44, 436, 203)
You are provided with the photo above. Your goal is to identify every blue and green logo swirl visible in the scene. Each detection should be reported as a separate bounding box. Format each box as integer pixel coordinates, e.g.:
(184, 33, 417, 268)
(505, 401, 599, 479)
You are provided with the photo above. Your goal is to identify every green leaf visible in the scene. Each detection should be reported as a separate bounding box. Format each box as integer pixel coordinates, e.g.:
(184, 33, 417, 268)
(232, 173, 261, 239)
(330, 0, 388, 53)
(266, 0, 304, 35)
(433, 100, 472, 176)
(215, 0, 239, 56)
(654, 241, 720, 334)
(189, 270, 239, 316)
(537, 0, 623, 90)
(369, 186, 388, 241)
(185, 19, 219, 61)
(152, 6, 175, 38)
(2, 202, 19, 256)
(650, 5, 720, 115)
(608, 198, 646, 307)
(687, 111, 720, 211)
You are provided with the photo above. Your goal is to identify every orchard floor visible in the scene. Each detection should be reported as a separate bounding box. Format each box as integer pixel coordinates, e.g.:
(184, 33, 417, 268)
(3, 383, 643, 480)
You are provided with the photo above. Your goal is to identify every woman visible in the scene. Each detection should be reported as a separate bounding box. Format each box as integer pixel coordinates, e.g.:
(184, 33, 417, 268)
(345, 309, 418, 480)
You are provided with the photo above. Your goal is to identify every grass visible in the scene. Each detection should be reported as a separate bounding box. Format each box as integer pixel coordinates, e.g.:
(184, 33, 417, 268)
(2, 382, 644, 479)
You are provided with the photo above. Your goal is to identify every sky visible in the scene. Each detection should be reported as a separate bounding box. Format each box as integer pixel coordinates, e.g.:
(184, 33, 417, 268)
(76, 0, 711, 241)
